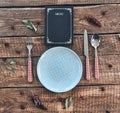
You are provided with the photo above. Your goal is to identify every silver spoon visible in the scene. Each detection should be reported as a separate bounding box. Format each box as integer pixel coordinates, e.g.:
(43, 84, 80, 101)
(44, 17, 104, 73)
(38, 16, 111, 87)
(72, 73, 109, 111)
(91, 34, 100, 79)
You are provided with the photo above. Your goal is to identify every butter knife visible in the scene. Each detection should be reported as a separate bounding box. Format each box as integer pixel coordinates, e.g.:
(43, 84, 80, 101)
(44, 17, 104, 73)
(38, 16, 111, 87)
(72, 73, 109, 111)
(84, 29, 90, 80)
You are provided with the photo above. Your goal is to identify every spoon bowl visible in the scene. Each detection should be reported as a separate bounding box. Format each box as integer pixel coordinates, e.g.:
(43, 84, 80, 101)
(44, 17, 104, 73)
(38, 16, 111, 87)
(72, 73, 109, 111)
(91, 34, 100, 49)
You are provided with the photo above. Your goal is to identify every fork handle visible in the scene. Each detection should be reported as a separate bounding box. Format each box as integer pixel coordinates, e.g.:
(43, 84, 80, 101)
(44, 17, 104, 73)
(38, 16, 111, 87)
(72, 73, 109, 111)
(28, 58, 33, 83)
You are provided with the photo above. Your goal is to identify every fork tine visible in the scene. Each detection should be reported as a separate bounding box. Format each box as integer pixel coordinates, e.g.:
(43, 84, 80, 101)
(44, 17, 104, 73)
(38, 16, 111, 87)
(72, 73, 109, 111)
(26, 37, 32, 44)
(26, 37, 33, 52)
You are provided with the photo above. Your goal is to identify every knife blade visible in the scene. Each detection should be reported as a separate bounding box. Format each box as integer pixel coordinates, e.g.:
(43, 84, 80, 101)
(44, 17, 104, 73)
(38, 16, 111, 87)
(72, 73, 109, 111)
(84, 29, 90, 80)
(84, 29, 89, 57)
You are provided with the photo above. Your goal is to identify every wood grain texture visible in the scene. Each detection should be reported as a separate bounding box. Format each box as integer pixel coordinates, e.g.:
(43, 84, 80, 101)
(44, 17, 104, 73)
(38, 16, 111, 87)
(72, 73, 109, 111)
(0, 54, 120, 87)
(0, 4, 119, 36)
(0, 1, 119, 113)
(0, 85, 119, 113)
(0, 0, 119, 7)
(0, 35, 119, 57)
(0, 34, 120, 87)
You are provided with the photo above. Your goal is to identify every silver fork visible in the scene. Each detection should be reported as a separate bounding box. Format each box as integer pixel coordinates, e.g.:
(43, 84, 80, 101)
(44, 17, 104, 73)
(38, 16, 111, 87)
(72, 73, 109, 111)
(26, 37, 33, 83)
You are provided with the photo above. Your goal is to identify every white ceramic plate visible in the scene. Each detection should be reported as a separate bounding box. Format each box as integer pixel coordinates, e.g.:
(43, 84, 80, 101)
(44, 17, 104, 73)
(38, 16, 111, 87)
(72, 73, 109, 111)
(37, 47, 82, 93)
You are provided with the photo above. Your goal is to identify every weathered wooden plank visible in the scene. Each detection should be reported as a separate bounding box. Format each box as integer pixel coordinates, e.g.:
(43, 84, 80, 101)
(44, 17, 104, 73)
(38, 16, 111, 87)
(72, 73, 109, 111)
(0, 54, 120, 87)
(74, 4, 120, 34)
(0, 8, 44, 37)
(0, 4, 119, 36)
(0, 35, 119, 57)
(0, 35, 119, 87)
(0, 85, 119, 113)
(0, 0, 119, 7)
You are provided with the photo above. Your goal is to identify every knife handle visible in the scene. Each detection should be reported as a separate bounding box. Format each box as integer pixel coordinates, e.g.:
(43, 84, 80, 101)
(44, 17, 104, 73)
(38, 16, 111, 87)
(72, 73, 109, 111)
(95, 57, 99, 79)
(28, 58, 33, 83)
(86, 58, 90, 80)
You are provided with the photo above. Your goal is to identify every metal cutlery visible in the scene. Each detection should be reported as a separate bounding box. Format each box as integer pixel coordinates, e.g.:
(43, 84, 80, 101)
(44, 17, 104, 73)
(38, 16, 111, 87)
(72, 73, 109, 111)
(91, 34, 100, 79)
(84, 29, 90, 80)
(26, 37, 33, 83)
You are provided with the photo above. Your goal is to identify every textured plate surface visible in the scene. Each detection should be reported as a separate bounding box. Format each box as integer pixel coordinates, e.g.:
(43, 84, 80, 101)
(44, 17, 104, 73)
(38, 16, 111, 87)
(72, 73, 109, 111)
(37, 47, 82, 93)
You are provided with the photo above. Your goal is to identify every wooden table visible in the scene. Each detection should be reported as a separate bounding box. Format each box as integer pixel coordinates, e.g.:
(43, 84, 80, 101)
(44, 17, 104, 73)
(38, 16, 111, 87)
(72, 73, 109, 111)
(0, 0, 120, 113)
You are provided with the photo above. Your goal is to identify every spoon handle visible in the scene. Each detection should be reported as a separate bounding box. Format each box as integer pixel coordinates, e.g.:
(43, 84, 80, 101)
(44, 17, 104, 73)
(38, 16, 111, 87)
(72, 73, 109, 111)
(95, 57, 99, 79)
(86, 57, 90, 80)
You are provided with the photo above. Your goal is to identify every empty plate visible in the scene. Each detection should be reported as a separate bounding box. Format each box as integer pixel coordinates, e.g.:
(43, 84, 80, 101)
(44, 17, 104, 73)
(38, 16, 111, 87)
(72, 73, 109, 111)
(37, 47, 82, 93)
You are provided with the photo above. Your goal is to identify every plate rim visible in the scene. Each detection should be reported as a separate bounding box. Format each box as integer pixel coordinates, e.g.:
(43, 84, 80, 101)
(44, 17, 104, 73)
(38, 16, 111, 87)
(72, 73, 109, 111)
(37, 46, 83, 93)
